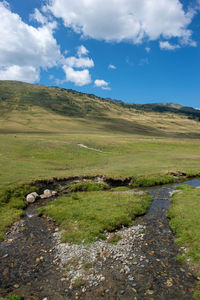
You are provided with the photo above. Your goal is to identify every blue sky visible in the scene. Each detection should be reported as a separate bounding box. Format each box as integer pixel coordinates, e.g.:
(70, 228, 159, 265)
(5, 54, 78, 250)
(0, 0, 200, 107)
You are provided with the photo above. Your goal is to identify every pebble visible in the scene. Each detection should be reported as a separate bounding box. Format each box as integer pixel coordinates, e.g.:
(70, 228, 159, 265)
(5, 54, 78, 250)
(132, 283, 137, 287)
(128, 276, 134, 281)
(124, 265, 130, 273)
(147, 289, 154, 295)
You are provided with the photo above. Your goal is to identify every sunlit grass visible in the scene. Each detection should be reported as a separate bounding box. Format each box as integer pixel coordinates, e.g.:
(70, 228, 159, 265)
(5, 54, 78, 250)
(38, 191, 152, 244)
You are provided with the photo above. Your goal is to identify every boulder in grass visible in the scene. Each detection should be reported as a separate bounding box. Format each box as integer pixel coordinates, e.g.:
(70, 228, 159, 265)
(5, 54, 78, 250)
(43, 189, 52, 197)
(31, 192, 39, 199)
(26, 193, 36, 203)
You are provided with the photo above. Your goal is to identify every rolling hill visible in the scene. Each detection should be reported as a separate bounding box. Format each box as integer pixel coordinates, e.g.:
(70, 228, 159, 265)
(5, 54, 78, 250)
(0, 80, 200, 138)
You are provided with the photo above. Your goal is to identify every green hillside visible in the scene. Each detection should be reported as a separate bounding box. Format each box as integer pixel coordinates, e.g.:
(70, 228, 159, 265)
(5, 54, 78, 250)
(0, 80, 200, 137)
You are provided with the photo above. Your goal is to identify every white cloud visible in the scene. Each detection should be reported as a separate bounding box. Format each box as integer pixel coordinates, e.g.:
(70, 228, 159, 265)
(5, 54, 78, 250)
(63, 66, 91, 86)
(94, 79, 110, 90)
(159, 41, 180, 50)
(0, 2, 62, 83)
(65, 56, 94, 69)
(108, 64, 116, 69)
(46, 0, 195, 46)
(145, 47, 151, 53)
(77, 45, 89, 57)
(30, 8, 48, 24)
(0, 65, 39, 82)
(62, 45, 94, 86)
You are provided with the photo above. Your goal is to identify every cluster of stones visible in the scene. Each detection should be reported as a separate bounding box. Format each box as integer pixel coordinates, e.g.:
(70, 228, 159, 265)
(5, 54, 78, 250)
(26, 189, 57, 203)
(53, 224, 146, 291)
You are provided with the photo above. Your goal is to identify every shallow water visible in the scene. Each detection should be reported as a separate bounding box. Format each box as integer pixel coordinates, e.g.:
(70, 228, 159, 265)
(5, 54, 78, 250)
(147, 178, 200, 219)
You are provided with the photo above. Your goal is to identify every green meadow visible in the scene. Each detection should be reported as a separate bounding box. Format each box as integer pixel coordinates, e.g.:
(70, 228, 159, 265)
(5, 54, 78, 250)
(1, 133, 200, 188)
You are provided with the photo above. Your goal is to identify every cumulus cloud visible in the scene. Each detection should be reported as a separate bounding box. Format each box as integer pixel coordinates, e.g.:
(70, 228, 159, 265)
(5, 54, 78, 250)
(94, 79, 110, 90)
(63, 66, 91, 86)
(108, 64, 116, 69)
(65, 56, 94, 69)
(62, 45, 94, 86)
(0, 65, 40, 83)
(0, 2, 61, 82)
(46, 0, 195, 46)
(159, 41, 180, 50)
(77, 45, 89, 57)
(30, 8, 48, 24)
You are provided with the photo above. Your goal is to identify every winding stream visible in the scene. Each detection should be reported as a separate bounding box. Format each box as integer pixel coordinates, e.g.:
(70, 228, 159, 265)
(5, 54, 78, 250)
(0, 178, 199, 299)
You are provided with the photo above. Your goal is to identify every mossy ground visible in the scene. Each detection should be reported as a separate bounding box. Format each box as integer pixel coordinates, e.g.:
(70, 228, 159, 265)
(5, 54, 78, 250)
(38, 191, 152, 244)
(167, 184, 200, 299)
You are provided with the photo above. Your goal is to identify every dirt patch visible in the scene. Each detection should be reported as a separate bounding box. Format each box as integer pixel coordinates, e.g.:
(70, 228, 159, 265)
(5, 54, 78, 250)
(77, 144, 106, 153)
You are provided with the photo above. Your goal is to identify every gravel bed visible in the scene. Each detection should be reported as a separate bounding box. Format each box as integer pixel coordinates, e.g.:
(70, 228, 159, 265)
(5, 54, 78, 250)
(54, 223, 146, 291)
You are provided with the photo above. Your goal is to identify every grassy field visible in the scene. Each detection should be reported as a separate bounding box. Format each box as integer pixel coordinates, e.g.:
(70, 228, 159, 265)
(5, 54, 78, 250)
(167, 185, 200, 299)
(38, 191, 152, 244)
(1, 132, 200, 188)
(1, 80, 200, 244)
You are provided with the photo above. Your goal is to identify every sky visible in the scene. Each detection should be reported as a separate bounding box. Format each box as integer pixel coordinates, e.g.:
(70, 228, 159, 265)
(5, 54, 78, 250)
(0, 0, 200, 107)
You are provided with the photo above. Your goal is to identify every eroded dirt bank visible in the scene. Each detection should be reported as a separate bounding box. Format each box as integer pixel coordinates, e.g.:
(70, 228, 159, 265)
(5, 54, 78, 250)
(0, 180, 199, 299)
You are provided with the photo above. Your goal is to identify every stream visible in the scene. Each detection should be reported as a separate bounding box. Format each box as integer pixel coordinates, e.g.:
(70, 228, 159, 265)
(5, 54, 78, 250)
(0, 179, 199, 299)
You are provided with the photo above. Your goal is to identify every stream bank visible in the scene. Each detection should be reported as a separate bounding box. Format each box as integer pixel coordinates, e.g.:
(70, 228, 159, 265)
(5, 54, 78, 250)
(0, 179, 199, 299)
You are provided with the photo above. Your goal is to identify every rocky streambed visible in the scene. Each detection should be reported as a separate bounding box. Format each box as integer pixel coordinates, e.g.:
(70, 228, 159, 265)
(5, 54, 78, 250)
(0, 179, 200, 299)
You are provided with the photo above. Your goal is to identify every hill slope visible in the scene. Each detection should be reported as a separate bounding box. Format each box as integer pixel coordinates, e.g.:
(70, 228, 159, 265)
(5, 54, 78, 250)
(0, 80, 200, 137)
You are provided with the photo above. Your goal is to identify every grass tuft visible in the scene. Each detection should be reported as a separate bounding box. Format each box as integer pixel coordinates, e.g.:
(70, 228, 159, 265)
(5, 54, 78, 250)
(0, 296, 21, 300)
(68, 180, 109, 192)
(111, 186, 130, 191)
(130, 174, 175, 187)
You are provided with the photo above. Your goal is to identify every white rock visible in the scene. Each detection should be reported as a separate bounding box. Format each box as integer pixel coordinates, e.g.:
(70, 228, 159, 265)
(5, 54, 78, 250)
(43, 189, 52, 197)
(26, 193, 36, 203)
(31, 192, 39, 199)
